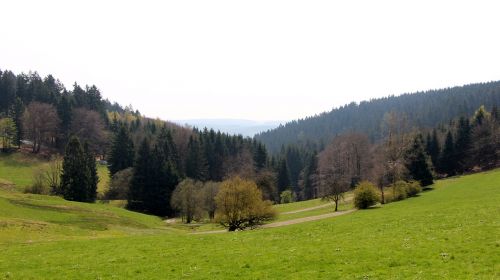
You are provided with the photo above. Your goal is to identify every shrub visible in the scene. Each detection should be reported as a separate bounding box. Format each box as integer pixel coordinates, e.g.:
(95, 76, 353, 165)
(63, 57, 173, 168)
(105, 168, 133, 200)
(353, 181, 379, 209)
(390, 181, 408, 202)
(171, 179, 203, 224)
(405, 180, 422, 197)
(280, 189, 296, 204)
(215, 177, 276, 231)
(24, 169, 50, 195)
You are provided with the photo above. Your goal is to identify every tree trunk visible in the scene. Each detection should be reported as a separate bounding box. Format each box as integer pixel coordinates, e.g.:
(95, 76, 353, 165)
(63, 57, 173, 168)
(380, 186, 385, 204)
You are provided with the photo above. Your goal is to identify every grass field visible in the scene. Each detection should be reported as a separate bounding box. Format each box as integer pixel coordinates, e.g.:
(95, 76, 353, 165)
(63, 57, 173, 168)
(0, 163, 498, 278)
(0, 152, 110, 194)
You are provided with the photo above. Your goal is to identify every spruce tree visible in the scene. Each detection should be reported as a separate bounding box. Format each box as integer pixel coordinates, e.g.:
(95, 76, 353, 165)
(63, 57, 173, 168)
(60, 136, 90, 202)
(108, 124, 135, 175)
(277, 159, 290, 194)
(253, 143, 268, 171)
(128, 138, 150, 211)
(425, 129, 440, 167)
(455, 117, 472, 173)
(405, 135, 434, 186)
(157, 126, 180, 174)
(439, 131, 456, 176)
(84, 142, 98, 202)
(128, 138, 179, 216)
(185, 135, 208, 181)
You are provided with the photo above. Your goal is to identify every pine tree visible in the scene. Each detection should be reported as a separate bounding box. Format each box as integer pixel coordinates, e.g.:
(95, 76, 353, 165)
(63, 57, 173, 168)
(157, 127, 180, 170)
(439, 131, 456, 176)
(60, 136, 90, 202)
(185, 135, 208, 181)
(277, 159, 290, 194)
(128, 138, 179, 216)
(84, 142, 98, 202)
(455, 117, 472, 173)
(108, 124, 135, 175)
(301, 151, 318, 200)
(128, 138, 150, 211)
(405, 135, 434, 186)
(253, 142, 268, 171)
(425, 129, 440, 167)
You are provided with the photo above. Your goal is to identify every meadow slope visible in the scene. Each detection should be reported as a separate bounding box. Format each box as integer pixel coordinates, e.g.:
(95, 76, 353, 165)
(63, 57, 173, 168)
(0, 170, 498, 279)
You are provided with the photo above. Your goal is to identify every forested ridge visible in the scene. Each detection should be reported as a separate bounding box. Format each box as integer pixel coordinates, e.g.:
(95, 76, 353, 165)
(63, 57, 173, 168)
(256, 81, 500, 154)
(2, 67, 499, 225)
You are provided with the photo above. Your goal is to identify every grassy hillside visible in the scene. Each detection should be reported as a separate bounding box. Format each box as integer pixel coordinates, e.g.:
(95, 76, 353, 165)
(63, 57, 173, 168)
(0, 169, 498, 278)
(0, 152, 110, 194)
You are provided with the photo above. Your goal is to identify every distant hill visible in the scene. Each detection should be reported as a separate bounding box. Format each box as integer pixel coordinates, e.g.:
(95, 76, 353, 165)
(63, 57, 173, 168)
(174, 119, 284, 137)
(255, 81, 500, 153)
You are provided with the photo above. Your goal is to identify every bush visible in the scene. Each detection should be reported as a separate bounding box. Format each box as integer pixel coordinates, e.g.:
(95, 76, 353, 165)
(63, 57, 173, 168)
(215, 177, 276, 231)
(24, 169, 50, 195)
(353, 181, 379, 209)
(280, 189, 296, 204)
(405, 180, 422, 197)
(105, 168, 133, 200)
(389, 181, 408, 202)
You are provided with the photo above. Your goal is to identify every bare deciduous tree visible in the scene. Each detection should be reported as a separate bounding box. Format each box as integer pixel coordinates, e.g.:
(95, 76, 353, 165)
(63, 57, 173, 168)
(318, 132, 372, 211)
(70, 108, 108, 155)
(45, 155, 63, 195)
(22, 102, 60, 153)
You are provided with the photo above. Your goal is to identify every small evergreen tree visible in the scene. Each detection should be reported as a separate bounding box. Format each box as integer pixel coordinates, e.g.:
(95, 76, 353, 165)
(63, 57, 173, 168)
(276, 159, 290, 194)
(60, 136, 91, 202)
(84, 142, 98, 202)
(108, 124, 135, 175)
(405, 135, 434, 186)
(439, 131, 456, 176)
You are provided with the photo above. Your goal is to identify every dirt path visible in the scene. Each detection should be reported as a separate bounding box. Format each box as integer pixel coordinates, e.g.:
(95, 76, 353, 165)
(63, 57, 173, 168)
(280, 202, 334, 214)
(190, 209, 356, 235)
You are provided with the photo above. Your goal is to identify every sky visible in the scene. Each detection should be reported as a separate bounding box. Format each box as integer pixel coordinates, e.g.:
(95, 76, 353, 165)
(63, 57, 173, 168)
(1, 0, 500, 121)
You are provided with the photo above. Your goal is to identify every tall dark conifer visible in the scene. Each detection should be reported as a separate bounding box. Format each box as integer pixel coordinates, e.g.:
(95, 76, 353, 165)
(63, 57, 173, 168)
(455, 117, 472, 173)
(60, 136, 90, 202)
(185, 135, 208, 181)
(277, 159, 290, 194)
(108, 124, 135, 175)
(84, 142, 98, 202)
(405, 135, 434, 186)
(439, 131, 456, 175)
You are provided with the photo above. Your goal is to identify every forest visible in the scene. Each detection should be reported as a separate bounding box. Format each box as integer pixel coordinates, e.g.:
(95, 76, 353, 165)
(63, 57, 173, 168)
(1, 68, 500, 229)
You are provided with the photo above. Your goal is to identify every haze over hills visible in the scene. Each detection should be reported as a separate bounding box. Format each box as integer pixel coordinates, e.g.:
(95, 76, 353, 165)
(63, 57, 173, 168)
(174, 119, 285, 137)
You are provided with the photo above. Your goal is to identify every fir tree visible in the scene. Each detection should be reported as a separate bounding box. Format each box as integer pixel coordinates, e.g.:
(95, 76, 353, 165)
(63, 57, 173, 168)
(425, 129, 440, 167)
(185, 135, 208, 181)
(455, 117, 472, 173)
(405, 135, 434, 186)
(60, 136, 91, 202)
(439, 131, 456, 175)
(108, 124, 135, 175)
(128, 138, 150, 211)
(128, 138, 179, 216)
(277, 159, 290, 194)
(253, 142, 268, 171)
(84, 142, 98, 202)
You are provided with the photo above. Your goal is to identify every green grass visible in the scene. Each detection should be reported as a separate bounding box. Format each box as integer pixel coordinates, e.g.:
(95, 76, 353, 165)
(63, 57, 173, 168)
(0, 152, 111, 195)
(0, 168, 499, 278)
(0, 153, 49, 190)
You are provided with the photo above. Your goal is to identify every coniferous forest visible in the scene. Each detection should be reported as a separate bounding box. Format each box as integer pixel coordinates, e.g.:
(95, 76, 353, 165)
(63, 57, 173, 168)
(1, 68, 500, 216)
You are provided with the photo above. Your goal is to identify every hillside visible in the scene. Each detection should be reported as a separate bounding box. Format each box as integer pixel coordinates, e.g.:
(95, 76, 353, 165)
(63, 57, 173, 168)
(256, 81, 500, 153)
(1, 169, 498, 278)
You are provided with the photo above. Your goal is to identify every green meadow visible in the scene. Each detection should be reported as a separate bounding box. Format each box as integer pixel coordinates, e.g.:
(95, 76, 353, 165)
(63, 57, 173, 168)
(0, 155, 499, 279)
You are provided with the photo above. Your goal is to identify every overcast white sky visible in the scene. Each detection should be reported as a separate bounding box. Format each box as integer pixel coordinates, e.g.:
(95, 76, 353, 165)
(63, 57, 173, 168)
(1, 0, 500, 121)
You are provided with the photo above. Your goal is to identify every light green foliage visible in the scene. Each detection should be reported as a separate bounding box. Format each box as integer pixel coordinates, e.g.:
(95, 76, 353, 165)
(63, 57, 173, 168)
(0, 117, 17, 150)
(279, 189, 295, 204)
(353, 181, 379, 209)
(405, 180, 422, 197)
(0, 170, 499, 278)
